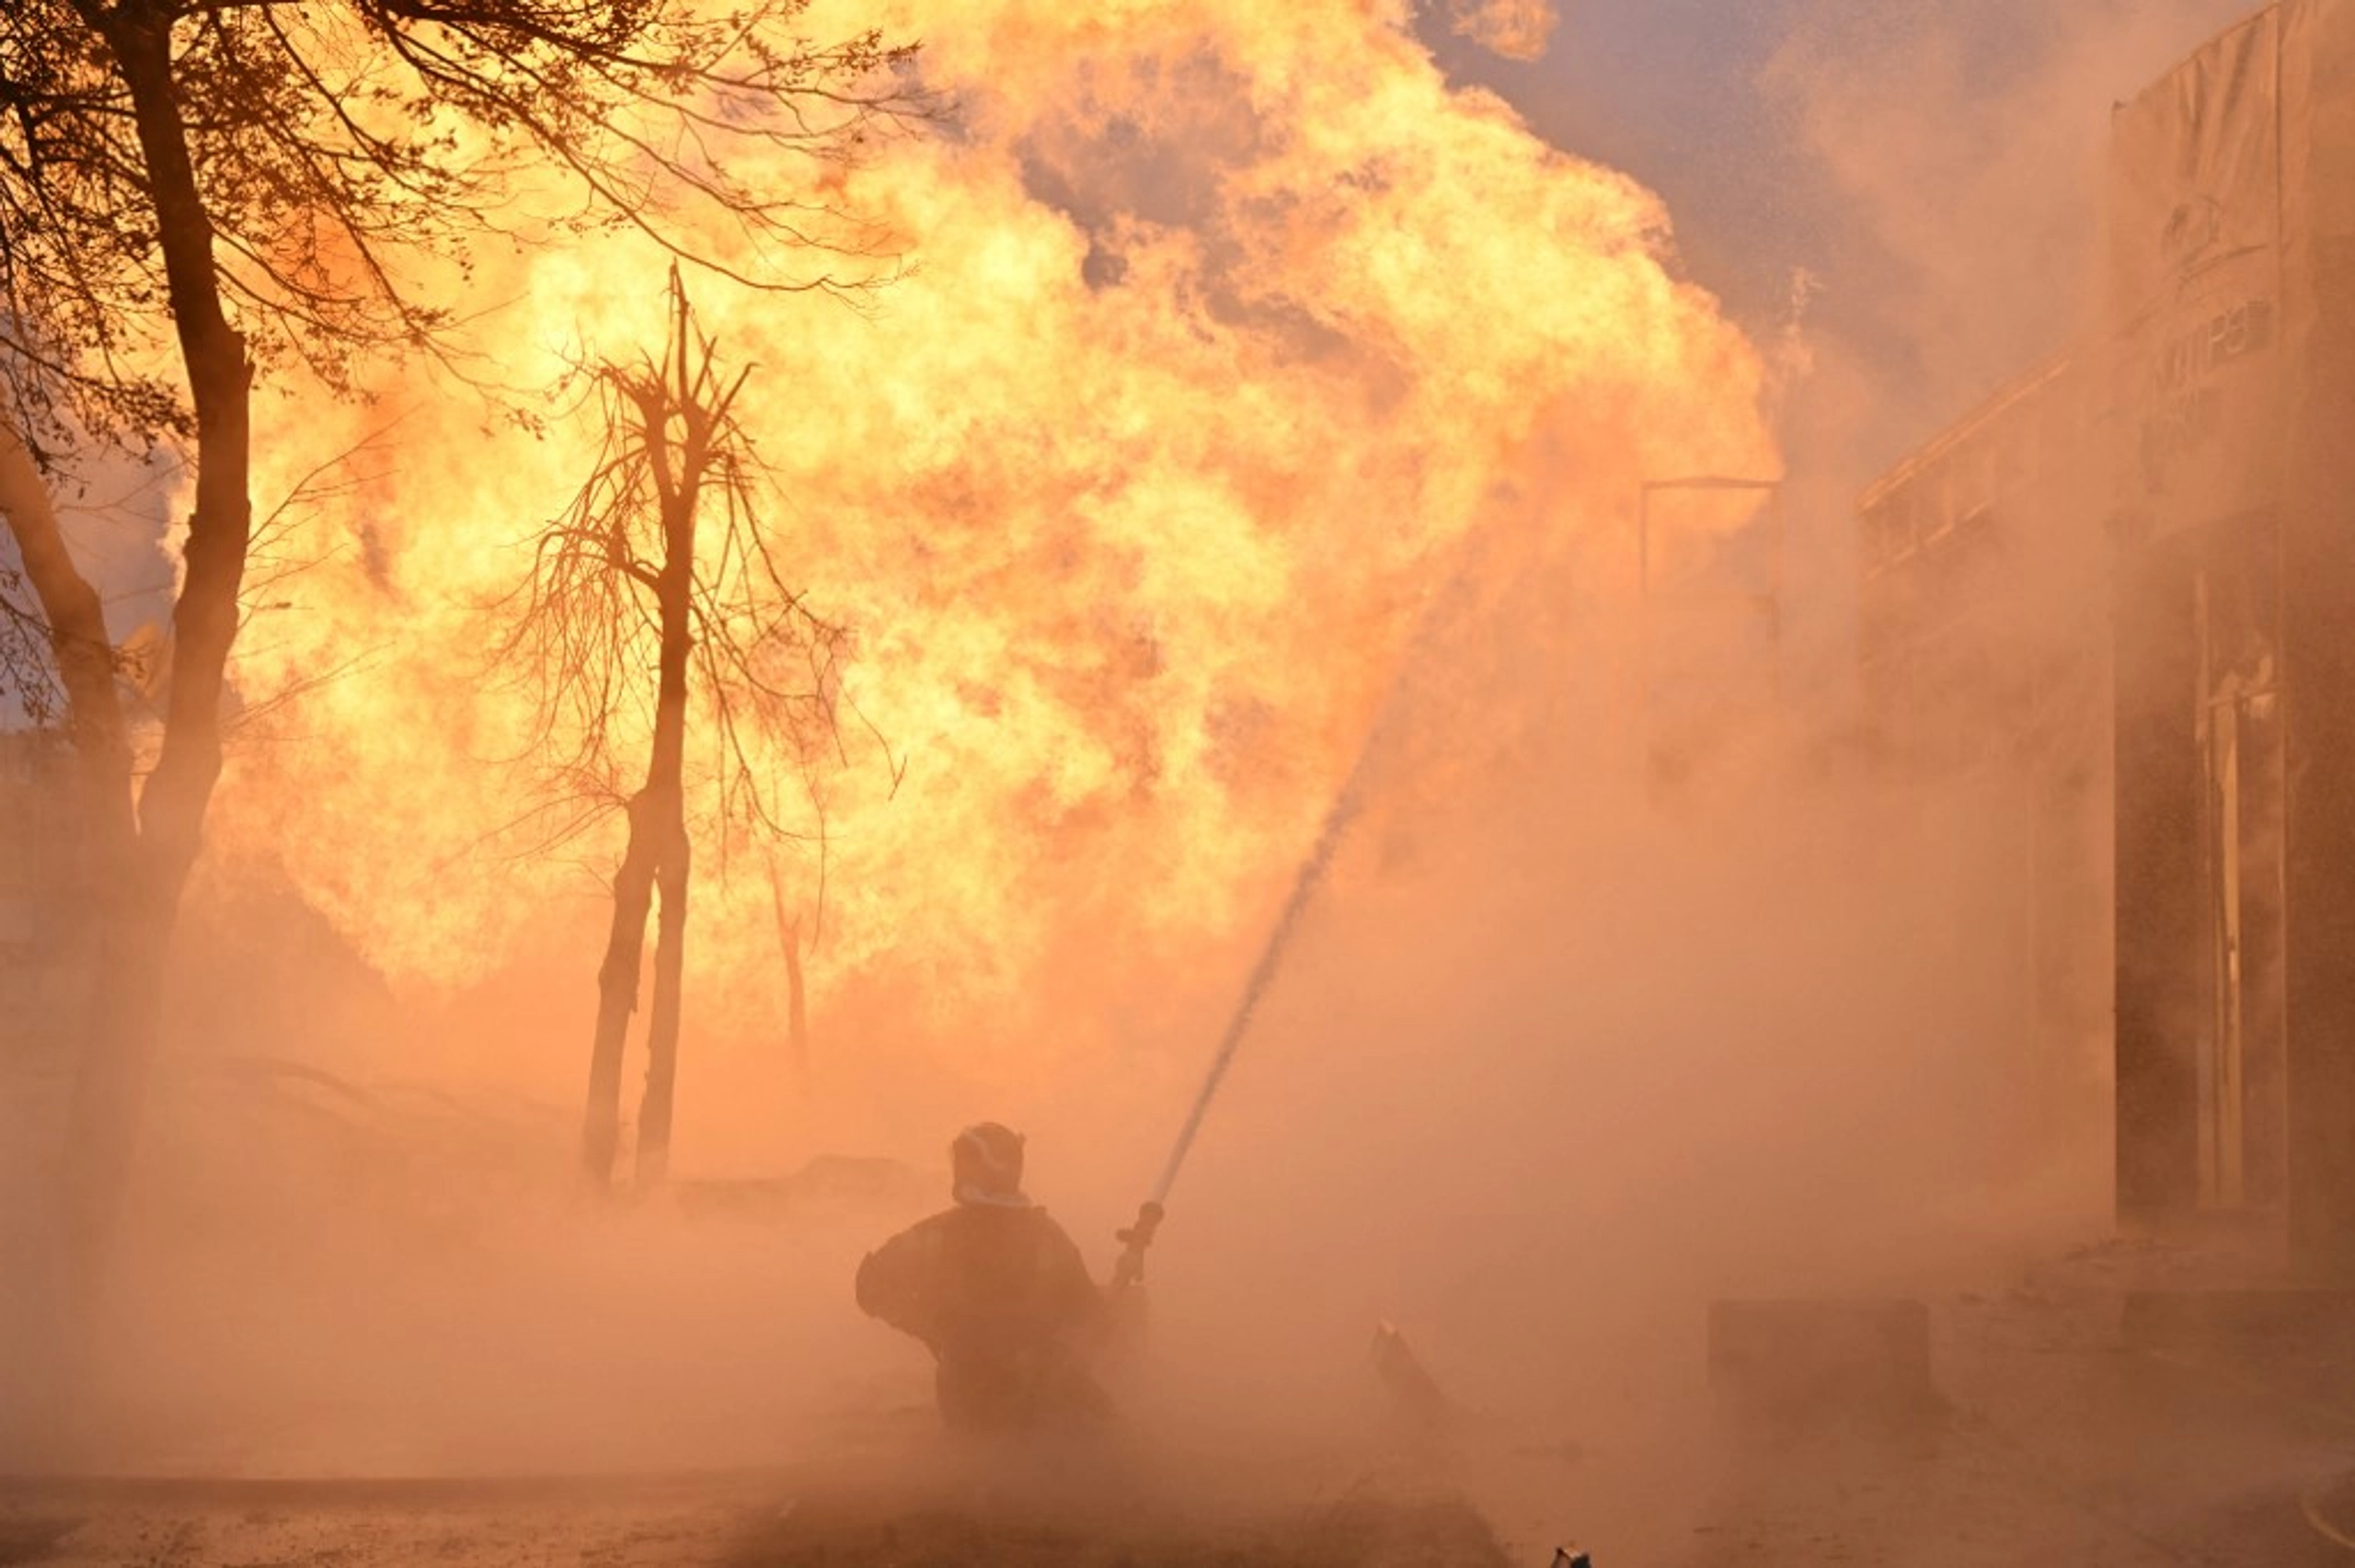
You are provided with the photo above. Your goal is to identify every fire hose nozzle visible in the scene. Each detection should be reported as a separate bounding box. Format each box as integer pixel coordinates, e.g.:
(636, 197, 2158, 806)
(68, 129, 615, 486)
(1118, 1200, 1166, 1246)
(1110, 1200, 1165, 1291)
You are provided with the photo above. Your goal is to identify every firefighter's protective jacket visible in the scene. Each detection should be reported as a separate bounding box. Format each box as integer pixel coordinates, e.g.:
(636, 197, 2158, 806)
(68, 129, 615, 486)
(856, 1201, 1107, 1430)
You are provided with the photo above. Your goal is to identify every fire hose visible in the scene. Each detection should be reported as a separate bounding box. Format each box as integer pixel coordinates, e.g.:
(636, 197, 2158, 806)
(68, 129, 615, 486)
(1109, 622, 1415, 1293)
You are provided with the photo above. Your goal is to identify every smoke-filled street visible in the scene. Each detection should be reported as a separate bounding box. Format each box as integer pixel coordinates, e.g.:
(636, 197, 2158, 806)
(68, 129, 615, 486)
(11, 0, 2355, 1562)
(6, 1235, 2355, 1565)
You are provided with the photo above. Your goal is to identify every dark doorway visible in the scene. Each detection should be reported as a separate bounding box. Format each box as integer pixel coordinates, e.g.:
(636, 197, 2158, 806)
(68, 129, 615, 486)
(2192, 532, 2287, 1211)
(2116, 509, 2285, 1225)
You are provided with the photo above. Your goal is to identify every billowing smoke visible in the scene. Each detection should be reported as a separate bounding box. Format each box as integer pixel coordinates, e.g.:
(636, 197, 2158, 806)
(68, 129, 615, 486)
(1441, 0, 1560, 62)
(1767, 0, 2256, 459)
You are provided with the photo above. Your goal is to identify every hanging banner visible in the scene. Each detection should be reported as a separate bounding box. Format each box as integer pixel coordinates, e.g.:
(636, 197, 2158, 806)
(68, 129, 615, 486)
(2108, 8, 2285, 535)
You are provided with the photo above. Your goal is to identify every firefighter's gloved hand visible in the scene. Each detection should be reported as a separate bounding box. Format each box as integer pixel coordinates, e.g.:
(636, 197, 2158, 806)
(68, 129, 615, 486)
(1116, 1200, 1165, 1248)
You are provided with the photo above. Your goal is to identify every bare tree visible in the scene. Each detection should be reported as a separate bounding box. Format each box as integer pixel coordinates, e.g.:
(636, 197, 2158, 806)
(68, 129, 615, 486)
(0, 544, 64, 733)
(0, 0, 918, 1281)
(503, 269, 867, 1195)
(766, 852, 814, 1094)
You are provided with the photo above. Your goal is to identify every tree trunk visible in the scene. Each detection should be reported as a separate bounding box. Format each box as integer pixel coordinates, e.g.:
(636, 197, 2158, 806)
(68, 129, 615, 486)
(632, 395, 700, 1192)
(583, 791, 661, 1187)
(59, 0, 254, 1288)
(0, 425, 134, 831)
(637, 799, 688, 1193)
(585, 284, 711, 1195)
(768, 864, 810, 1093)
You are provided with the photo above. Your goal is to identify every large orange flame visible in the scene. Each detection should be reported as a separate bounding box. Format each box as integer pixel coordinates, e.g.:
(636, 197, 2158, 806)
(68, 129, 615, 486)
(206, 0, 1774, 1111)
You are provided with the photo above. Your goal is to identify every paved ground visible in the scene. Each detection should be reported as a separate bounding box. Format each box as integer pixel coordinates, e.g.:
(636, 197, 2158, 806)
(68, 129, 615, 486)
(0, 1482, 766, 1567)
(4, 1234, 2352, 1566)
(0, 1468, 1518, 1568)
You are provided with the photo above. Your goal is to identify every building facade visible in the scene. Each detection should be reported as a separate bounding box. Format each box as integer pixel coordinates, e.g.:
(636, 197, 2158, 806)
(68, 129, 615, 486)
(1862, 0, 2355, 1275)
(1858, 355, 2116, 1167)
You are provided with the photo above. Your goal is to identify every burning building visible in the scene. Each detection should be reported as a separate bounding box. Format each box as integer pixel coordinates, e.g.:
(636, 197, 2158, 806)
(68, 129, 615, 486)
(1861, 0, 2355, 1275)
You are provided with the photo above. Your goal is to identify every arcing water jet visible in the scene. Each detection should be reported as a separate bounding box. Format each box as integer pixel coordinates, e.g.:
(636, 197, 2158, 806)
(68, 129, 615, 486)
(1113, 560, 1458, 1288)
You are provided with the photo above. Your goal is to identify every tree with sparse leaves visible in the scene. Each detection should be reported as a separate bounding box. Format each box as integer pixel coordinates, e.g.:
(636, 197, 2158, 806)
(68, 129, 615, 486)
(503, 269, 872, 1195)
(0, 0, 918, 1287)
